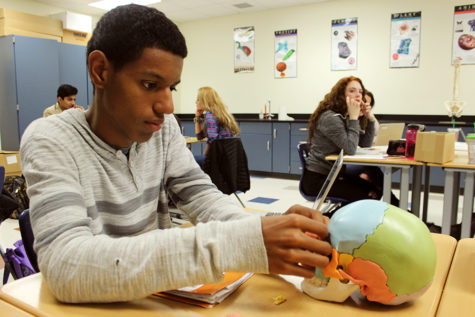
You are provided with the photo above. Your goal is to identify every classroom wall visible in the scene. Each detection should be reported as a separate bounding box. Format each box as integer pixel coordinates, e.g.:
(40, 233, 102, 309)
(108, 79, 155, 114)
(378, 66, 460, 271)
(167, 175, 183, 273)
(1, 0, 473, 117)
(176, 0, 475, 117)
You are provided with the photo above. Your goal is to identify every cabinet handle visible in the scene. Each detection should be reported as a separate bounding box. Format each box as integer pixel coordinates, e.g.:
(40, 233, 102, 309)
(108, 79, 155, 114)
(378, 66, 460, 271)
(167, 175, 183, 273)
(266, 140, 270, 151)
(273, 128, 277, 139)
(299, 128, 308, 131)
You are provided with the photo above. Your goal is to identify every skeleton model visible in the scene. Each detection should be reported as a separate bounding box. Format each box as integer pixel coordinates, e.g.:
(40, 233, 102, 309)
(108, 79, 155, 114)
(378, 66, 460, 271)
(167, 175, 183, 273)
(445, 57, 465, 119)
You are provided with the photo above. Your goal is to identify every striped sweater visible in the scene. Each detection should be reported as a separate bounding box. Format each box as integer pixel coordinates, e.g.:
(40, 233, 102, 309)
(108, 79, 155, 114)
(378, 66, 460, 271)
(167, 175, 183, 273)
(20, 109, 268, 303)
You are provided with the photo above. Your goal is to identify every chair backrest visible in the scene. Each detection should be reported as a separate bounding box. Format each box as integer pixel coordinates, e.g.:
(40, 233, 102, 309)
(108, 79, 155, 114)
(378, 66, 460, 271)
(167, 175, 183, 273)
(0, 165, 4, 192)
(203, 137, 250, 195)
(297, 143, 318, 201)
(19, 209, 39, 272)
(297, 143, 349, 206)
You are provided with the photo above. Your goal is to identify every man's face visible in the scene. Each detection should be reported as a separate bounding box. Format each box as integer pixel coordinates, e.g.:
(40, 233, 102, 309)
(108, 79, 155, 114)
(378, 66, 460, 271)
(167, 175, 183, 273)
(99, 48, 183, 148)
(58, 95, 76, 111)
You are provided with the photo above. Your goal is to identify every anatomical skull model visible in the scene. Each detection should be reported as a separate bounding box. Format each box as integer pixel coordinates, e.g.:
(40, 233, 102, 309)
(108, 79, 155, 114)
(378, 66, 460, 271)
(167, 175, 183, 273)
(302, 200, 436, 305)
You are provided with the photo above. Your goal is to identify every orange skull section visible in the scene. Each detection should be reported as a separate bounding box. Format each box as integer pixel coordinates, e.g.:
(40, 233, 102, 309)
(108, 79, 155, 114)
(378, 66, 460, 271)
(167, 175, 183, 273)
(321, 249, 396, 304)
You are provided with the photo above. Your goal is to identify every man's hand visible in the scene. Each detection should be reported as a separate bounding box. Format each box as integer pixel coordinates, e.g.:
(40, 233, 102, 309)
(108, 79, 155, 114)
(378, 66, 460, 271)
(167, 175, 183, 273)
(261, 204, 332, 278)
(74, 105, 85, 111)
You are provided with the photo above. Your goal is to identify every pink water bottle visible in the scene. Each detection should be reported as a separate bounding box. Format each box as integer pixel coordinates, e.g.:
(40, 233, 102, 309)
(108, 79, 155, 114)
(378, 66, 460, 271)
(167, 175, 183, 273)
(405, 124, 419, 159)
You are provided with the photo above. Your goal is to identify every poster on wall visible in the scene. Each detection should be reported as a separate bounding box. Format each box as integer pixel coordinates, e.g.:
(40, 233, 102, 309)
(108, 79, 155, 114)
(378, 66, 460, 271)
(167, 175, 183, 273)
(331, 18, 358, 71)
(452, 4, 475, 64)
(274, 29, 297, 78)
(390, 11, 421, 68)
(234, 26, 255, 73)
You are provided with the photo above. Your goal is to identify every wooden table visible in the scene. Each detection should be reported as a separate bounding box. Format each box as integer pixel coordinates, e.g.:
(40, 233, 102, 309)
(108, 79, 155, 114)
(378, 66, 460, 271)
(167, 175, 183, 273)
(0, 234, 456, 316)
(327, 150, 425, 216)
(436, 238, 475, 316)
(428, 151, 475, 238)
(0, 299, 34, 316)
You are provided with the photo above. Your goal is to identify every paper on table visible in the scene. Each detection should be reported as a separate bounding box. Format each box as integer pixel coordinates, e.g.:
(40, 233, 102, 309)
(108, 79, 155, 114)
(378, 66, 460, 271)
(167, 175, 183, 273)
(345, 146, 387, 159)
(455, 142, 468, 151)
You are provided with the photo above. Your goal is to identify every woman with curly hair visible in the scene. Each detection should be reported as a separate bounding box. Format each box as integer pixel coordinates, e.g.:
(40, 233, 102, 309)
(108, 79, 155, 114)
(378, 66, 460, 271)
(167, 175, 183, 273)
(301, 76, 393, 204)
(194, 87, 239, 165)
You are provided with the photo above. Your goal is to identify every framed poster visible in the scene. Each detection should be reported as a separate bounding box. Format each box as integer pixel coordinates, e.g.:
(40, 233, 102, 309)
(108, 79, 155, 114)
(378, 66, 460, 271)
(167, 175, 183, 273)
(331, 18, 358, 71)
(234, 26, 255, 73)
(274, 29, 297, 78)
(452, 4, 475, 64)
(390, 11, 421, 68)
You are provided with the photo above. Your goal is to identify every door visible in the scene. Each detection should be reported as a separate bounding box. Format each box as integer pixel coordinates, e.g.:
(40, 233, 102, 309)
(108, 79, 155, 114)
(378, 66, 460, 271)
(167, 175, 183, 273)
(14, 36, 60, 139)
(240, 122, 272, 172)
(272, 122, 290, 173)
(59, 43, 88, 109)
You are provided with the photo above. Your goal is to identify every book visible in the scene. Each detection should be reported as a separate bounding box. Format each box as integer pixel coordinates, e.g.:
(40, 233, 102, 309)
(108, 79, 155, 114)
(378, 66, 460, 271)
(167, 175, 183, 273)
(153, 272, 253, 308)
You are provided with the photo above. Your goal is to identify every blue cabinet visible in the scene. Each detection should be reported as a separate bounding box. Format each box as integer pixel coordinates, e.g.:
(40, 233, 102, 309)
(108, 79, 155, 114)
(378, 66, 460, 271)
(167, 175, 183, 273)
(0, 36, 91, 150)
(240, 122, 272, 172)
(272, 122, 290, 173)
(0, 35, 60, 150)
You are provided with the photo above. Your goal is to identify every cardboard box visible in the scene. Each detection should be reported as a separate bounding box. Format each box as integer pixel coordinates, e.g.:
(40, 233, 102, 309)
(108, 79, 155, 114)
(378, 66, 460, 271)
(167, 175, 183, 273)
(62, 29, 90, 45)
(0, 8, 63, 41)
(414, 132, 455, 164)
(0, 150, 22, 176)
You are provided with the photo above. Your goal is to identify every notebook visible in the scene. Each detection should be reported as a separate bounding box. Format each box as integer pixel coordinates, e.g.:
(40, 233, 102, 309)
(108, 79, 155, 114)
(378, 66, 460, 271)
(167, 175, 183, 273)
(312, 149, 344, 211)
(373, 123, 405, 146)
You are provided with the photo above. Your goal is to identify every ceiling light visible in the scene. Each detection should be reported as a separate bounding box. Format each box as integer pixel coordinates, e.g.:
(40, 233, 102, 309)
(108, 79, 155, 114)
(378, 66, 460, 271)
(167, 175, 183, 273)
(89, 0, 161, 11)
(233, 3, 253, 9)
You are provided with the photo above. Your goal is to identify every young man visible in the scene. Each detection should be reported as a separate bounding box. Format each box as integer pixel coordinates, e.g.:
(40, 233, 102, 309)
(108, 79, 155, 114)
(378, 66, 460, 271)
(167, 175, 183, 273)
(20, 4, 331, 303)
(43, 84, 85, 117)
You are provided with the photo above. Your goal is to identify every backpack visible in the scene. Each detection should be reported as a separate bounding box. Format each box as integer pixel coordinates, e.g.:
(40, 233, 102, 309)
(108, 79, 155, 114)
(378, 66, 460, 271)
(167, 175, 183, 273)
(2, 176, 29, 219)
(1, 240, 36, 283)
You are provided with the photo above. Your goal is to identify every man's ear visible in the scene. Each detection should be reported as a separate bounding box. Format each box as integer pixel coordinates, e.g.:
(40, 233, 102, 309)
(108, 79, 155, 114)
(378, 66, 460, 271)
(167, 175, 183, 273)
(57, 96, 62, 103)
(88, 50, 110, 89)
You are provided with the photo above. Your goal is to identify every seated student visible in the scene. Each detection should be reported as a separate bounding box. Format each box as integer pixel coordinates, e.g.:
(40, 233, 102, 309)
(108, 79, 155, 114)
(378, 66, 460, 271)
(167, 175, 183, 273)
(343, 91, 399, 206)
(20, 4, 331, 303)
(301, 76, 383, 203)
(43, 84, 85, 117)
(194, 86, 239, 166)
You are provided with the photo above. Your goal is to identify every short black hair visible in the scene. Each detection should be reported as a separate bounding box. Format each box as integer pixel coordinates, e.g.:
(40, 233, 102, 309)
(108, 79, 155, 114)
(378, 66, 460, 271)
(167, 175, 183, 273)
(57, 84, 78, 98)
(87, 4, 188, 70)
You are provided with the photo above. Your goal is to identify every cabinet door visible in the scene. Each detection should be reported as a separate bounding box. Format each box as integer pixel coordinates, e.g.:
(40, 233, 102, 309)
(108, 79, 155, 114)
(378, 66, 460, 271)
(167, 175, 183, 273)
(272, 122, 290, 173)
(240, 122, 272, 172)
(0, 36, 20, 150)
(14, 36, 60, 138)
(59, 43, 88, 109)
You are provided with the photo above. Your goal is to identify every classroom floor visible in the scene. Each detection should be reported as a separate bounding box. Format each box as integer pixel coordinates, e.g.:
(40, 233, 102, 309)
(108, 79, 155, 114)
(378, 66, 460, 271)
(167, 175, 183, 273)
(0, 174, 471, 284)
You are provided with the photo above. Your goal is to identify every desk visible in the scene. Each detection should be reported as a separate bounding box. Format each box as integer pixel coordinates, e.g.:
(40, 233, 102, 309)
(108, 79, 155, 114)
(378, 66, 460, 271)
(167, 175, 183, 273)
(428, 151, 475, 238)
(0, 234, 456, 316)
(0, 299, 34, 316)
(327, 152, 425, 216)
(436, 238, 475, 316)
(184, 136, 206, 150)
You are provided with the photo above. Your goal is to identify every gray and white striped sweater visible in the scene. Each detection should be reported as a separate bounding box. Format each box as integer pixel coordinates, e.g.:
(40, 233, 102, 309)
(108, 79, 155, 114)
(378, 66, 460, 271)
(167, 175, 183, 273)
(20, 109, 268, 303)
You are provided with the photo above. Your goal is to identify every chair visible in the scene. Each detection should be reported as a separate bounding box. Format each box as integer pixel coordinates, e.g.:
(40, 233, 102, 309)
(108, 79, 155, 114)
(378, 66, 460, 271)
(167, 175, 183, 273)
(202, 137, 250, 208)
(0, 165, 4, 192)
(297, 143, 349, 213)
(19, 209, 39, 273)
